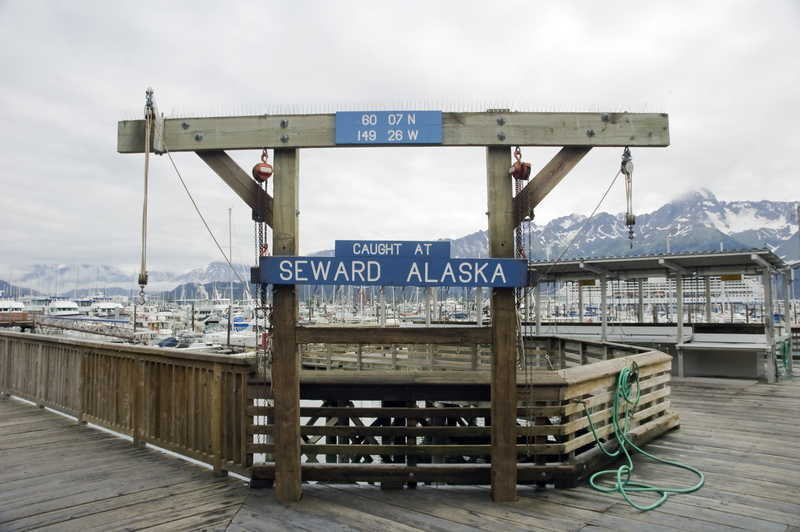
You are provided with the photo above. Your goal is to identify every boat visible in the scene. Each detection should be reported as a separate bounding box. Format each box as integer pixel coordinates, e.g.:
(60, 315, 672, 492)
(156, 332, 222, 353)
(43, 298, 81, 317)
(0, 297, 25, 313)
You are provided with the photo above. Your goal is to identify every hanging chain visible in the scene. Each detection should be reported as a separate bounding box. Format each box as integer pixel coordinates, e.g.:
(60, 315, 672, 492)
(509, 145, 537, 455)
(621, 147, 635, 249)
(253, 148, 274, 372)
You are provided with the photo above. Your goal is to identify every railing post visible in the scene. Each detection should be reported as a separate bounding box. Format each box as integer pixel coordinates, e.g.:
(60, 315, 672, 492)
(133, 356, 145, 448)
(36, 343, 45, 408)
(77, 351, 87, 425)
(211, 362, 227, 476)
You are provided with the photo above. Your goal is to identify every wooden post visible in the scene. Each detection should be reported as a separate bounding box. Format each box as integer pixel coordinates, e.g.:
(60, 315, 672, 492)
(133, 356, 145, 447)
(637, 279, 645, 323)
(211, 363, 227, 476)
(272, 148, 302, 502)
(534, 282, 541, 336)
(600, 274, 607, 342)
(763, 268, 776, 383)
(77, 351, 87, 425)
(676, 273, 684, 344)
(486, 146, 517, 502)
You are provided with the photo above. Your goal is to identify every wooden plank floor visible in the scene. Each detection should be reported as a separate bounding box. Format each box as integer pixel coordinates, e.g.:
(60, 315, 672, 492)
(2, 376, 800, 531)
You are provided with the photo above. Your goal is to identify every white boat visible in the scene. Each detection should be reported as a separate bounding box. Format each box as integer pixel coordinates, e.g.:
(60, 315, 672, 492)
(156, 332, 223, 352)
(43, 298, 81, 316)
(202, 322, 262, 349)
(0, 297, 25, 313)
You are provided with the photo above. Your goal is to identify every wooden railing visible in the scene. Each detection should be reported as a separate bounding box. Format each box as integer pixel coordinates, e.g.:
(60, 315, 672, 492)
(250, 348, 675, 488)
(1, 329, 675, 487)
(0, 330, 256, 477)
(296, 325, 651, 372)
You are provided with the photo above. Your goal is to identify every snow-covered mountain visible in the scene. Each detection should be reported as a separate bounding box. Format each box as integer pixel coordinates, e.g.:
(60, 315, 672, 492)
(448, 189, 799, 262)
(4, 190, 798, 296)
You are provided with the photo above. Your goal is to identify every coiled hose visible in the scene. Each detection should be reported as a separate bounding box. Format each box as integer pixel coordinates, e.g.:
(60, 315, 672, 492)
(583, 363, 705, 511)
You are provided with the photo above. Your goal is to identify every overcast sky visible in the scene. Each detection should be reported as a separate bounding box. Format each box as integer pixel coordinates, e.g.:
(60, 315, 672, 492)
(1, 0, 798, 278)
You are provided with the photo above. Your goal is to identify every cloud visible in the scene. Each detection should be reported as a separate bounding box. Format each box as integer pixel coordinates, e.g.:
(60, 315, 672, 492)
(1, 0, 798, 278)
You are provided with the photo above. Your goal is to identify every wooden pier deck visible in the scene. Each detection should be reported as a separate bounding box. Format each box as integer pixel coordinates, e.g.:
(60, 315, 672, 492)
(2, 377, 799, 532)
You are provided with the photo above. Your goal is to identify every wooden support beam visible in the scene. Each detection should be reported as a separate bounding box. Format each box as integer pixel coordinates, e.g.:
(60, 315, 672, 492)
(295, 326, 492, 345)
(513, 146, 592, 226)
(271, 148, 302, 502)
(196, 150, 274, 227)
(118, 112, 670, 153)
(486, 146, 517, 502)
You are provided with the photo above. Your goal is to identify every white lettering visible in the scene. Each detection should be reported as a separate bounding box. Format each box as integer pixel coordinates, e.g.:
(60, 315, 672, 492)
(414, 244, 423, 255)
(352, 261, 366, 282)
(490, 264, 507, 284)
(353, 243, 361, 255)
(458, 262, 472, 283)
(424, 263, 436, 283)
(440, 262, 456, 284)
(367, 261, 380, 282)
(311, 261, 331, 281)
(407, 130, 418, 141)
(408, 114, 415, 125)
(294, 260, 308, 281)
(279, 260, 293, 281)
(474, 262, 488, 284)
(334, 262, 349, 282)
(406, 263, 422, 283)
(424, 243, 431, 254)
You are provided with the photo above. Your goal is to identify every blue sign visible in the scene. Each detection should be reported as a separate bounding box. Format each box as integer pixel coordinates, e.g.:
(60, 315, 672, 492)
(335, 111, 443, 145)
(335, 240, 450, 258)
(257, 256, 532, 288)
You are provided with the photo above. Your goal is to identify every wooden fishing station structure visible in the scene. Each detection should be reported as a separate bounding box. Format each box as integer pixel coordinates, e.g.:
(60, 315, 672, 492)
(1, 101, 799, 528)
(122, 104, 676, 503)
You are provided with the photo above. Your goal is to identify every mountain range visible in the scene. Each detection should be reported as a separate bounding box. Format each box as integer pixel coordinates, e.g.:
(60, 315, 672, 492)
(2, 189, 798, 298)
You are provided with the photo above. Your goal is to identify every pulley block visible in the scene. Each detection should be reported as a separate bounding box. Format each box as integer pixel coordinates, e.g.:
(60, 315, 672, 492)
(252, 149, 274, 183)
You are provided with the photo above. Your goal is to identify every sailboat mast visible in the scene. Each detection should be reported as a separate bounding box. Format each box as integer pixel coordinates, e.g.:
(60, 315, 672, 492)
(229, 208, 233, 302)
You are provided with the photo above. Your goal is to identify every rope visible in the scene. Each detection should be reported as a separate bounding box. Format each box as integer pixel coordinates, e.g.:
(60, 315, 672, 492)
(149, 114, 258, 304)
(138, 89, 153, 305)
(525, 169, 623, 303)
(583, 363, 704, 511)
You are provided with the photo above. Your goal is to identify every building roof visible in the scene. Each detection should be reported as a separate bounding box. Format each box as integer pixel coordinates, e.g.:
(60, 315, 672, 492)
(529, 248, 790, 282)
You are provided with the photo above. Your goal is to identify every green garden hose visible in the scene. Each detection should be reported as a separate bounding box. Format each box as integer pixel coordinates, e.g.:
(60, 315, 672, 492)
(778, 340, 796, 377)
(583, 363, 705, 511)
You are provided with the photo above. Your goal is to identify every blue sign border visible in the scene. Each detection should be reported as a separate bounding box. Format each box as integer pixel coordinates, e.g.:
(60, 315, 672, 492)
(257, 256, 532, 288)
(335, 111, 443, 145)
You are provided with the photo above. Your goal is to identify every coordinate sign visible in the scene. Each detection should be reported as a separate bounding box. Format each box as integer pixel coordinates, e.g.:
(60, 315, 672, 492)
(335, 111, 443, 145)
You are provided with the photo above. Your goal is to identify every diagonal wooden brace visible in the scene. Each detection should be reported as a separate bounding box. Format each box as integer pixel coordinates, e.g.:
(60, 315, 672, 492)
(196, 150, 274, 227)
(513, 146, 592, 227)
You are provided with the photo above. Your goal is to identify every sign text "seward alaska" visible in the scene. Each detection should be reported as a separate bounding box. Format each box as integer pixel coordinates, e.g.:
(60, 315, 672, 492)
(256, 257, 532, 288)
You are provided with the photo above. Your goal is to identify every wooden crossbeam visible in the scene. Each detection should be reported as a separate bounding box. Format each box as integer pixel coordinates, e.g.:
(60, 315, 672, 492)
(295, 326, 492, 345)
(513, 146, 592, 226)
(118, 112, 669, 152)
(196, 151, 274, 226)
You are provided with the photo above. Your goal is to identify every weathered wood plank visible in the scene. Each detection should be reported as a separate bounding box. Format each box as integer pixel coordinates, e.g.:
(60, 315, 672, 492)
(295, 326, 493, 345)
(513, 146, 592, 226)
(117, 112, 670, 152)
(196, 150, 274, 226)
